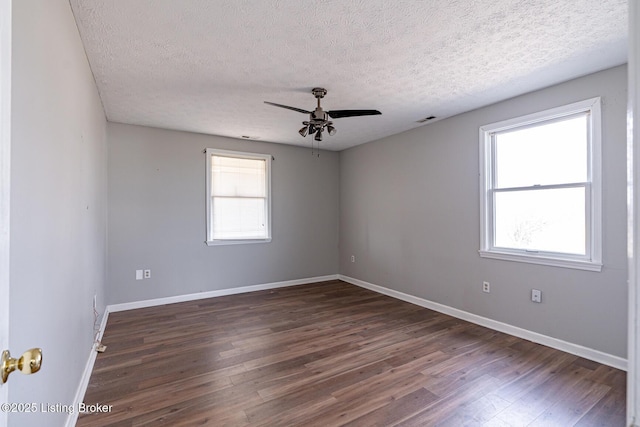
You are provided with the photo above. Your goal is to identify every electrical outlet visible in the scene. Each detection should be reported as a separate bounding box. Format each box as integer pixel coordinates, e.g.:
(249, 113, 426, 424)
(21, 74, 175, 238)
(482, 281, 490, 293)
(531, 289, 542, 303)
(136, 270, 143, 280)
(144, 269, 151, 279)
(351, 255, 355, 263)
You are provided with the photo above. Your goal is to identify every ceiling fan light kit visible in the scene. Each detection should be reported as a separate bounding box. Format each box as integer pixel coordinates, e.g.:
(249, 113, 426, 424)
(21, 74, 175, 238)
(264, 87, 381, 149)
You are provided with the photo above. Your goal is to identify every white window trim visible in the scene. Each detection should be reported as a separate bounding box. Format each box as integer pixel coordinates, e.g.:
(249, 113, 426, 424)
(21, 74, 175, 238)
(478, 97, 602, 272)
(205, 148, 272, 246)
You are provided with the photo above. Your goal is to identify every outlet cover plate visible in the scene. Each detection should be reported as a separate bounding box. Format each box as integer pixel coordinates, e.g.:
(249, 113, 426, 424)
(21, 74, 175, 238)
(532, 289, 542, 303)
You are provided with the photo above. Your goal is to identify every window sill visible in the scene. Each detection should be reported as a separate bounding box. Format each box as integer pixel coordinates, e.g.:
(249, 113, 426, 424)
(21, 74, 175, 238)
(206, 238, 272, 246)
(478, 250, 602, 272)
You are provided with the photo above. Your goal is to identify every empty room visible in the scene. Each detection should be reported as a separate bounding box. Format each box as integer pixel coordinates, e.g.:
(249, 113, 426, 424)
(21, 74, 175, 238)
(2, 0, 640, 426)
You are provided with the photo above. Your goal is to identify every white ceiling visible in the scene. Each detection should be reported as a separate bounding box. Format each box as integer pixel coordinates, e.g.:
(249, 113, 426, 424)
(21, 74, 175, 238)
(69, 0, 627, 151)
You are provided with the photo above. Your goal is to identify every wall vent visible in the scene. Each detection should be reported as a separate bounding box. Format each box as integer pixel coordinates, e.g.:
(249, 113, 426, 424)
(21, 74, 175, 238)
(416, 116, 436, 123)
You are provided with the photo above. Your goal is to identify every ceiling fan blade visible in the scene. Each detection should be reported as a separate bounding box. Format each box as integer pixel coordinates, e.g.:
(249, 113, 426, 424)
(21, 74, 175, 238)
(264, 101, 311, 114)
(328, 109, 382, 119)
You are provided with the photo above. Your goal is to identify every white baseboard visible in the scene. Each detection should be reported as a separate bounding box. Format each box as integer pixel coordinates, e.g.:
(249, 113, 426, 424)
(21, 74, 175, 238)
(339, 274, 627, 371)
(107, 274, 340, 313)
(65, 309, 110, 427)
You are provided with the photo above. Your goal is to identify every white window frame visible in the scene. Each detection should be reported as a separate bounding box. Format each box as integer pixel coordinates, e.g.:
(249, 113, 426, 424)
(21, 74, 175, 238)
(205, 148, 272, 246)
(479, 97, 602, 271)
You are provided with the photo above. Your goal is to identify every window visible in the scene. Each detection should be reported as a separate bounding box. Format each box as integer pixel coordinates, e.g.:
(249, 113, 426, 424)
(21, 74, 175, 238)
(479, 97, 602, 271)
(205, 148, 271, 245)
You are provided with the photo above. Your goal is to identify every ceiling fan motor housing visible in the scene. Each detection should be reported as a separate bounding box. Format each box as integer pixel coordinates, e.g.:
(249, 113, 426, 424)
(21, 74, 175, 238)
(310, 108, 328, 124)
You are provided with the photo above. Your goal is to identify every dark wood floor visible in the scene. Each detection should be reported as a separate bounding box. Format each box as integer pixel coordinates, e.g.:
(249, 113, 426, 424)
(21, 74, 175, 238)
(77, 280, 626, 426)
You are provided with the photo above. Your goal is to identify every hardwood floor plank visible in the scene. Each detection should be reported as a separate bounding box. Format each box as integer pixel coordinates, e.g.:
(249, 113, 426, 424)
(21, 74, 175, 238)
(492, 350, 578, 403)
(428, 393, 511, 426)
(574, 389, 626, 427)
(527, 378, 610, 426)
(246, 360, 392, 423)
(342, 387, 439, 427)
(493, 365, 601, 425)
(394, 374, 504, 426)
(77, 281, 625, 426)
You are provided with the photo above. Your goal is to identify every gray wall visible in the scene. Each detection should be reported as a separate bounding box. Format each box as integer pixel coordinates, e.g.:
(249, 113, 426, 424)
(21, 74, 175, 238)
(340, 65, 628, 358)
(107, 123, 339, 304)
(9, 0, 107, 425)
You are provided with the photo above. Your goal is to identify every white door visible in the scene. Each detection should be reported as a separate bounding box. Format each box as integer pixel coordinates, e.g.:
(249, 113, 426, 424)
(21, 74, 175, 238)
(0, 0, 11, 424)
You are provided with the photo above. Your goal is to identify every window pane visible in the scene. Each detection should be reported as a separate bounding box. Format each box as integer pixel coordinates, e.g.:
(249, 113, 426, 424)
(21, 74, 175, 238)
(494, 187, 585, 255)
(212, 197, 266, 239)
(212, 156, 266, 197)
(494, 114, 587, 188)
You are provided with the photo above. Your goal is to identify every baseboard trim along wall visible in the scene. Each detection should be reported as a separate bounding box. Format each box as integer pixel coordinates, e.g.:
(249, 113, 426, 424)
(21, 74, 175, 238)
(107, 274, 340, 313)
(66, 309, 110, 427)
(338, 275, 627, 371)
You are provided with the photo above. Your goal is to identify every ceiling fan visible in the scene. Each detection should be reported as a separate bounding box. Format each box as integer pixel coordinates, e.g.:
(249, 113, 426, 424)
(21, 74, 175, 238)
(264, 87, 381, 143)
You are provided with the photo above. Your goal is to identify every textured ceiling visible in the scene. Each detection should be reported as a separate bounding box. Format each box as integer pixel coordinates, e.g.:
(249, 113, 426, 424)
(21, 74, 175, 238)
(69, 0, 627, 151)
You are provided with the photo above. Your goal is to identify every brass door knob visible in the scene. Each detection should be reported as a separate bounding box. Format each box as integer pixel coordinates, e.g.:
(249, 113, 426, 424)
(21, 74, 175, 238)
(1, 348, 43, 383)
